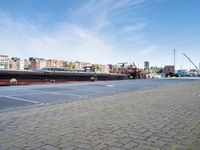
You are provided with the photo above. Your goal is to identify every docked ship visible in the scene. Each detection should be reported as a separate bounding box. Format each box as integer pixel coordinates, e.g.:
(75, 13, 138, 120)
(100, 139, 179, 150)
(0, 67, 129, 86)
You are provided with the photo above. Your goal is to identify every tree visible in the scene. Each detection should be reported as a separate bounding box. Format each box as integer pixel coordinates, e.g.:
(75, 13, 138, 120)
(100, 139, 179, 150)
(91, 64, 102, 72)
(112, 65, 119, 73)
(63, 61, 76, 69)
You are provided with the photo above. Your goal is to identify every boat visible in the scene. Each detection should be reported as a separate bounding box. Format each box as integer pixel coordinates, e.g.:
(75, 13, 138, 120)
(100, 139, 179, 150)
(0, 68, 129, 85)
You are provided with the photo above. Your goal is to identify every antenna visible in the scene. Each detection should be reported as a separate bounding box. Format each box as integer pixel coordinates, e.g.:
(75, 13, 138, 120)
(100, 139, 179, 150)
(174, 48, 176, 73)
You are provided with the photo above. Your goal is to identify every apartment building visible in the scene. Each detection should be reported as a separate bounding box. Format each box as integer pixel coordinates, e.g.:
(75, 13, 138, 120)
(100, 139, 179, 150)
(47, 59, 64, 68)
(10, 57, 18, 70)
(101, 65, 110, 73)
(10, 57, 25, 70)
(74, 61, 91, 70)
(28, 57, 47, 69)
(24, 59, 29, 70)
(0, 55, 9, 69)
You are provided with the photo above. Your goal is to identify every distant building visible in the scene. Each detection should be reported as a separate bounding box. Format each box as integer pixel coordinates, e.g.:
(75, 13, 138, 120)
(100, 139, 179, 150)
(108, 64, 113, 73)
(74, 61, 91, 70)
(0, 55, 9, 60)
(0, 55, 9, 69)
(144, 61, 149, 70)
(19, 59, 25, 70)
(28, 57, 47, 69)
(176, 69, 188, 76)
(189, 69, 198, 77)
(24, 59, 29, 70)
(10, 57, 19, 70)
(28, 57, 36, 69)
(47, 59, 64, 68)
(164, 65, 175, 75)
(10, 57, 25, 70)
(101, 65, 109, 73)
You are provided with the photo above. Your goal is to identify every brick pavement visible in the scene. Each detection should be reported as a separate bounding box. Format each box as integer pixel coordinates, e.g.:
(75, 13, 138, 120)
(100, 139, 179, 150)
(0, 81, 200, 150)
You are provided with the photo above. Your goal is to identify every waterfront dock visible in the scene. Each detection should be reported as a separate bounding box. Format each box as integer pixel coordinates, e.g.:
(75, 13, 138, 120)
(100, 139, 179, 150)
(0, 79, 200, 150)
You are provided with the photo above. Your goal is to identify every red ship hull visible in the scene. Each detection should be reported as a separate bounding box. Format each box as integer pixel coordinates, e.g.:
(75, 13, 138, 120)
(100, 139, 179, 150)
(0, 70, 128, 85)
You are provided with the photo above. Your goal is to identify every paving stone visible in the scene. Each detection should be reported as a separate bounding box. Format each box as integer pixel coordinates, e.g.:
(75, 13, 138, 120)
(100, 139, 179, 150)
(117, 138, 132, 145)
(191, 140, 200, 150)
(137, 128, 148, 134)
(122, 141, 138, 149)
(160, 144, 174, 150)
(92, 143, 107, 150)
(27, 142, 44, 150)
(108, 146, 125, 150)
(1, 82, 200, 150)
(58, 142, 73, 149)
(41, 144, 61, 150)
(77, 143, 92, 149)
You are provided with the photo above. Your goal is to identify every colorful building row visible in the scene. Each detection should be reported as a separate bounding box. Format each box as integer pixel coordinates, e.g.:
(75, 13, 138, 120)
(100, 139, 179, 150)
(0, 55, 110, 73)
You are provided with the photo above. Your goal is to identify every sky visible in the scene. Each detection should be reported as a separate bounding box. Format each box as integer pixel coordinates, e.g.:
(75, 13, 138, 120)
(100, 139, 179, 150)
(0, 0, 200, 69)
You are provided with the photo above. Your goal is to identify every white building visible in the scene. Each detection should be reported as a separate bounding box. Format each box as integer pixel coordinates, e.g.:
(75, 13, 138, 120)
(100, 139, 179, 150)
(0, 61, 9, 69)
(19, 59, 25, 70)
(0, 55, 9, 69)
(10, 57, 25, 70)
(101, 65, 110, 73)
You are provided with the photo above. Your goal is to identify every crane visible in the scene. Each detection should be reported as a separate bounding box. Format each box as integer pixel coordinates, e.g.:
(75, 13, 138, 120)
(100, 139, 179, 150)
(183, 53, 199, 71)
(118, 62, 128, 68)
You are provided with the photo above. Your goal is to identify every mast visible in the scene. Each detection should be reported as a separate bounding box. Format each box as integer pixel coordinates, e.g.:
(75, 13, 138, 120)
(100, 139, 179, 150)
(174, 48, 176, 73)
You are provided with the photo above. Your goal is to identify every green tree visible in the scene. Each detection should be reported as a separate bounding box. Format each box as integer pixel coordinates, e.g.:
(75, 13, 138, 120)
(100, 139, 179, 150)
(91, 64, 102, 72)
(112, 65, 119, 73)
(63, 61, 75, 69)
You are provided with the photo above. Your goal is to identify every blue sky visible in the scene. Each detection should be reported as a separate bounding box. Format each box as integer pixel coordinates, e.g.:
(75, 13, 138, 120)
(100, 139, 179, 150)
(0, 0, 200, 69)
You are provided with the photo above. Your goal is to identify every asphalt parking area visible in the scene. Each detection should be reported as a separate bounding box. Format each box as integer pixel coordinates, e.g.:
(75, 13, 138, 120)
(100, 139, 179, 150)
(0, 79, 197, 111)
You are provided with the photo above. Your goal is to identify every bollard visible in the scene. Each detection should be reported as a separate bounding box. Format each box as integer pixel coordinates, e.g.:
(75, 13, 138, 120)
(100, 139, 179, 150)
(10, 78, 17, 86)
(50, 80, 56, 84)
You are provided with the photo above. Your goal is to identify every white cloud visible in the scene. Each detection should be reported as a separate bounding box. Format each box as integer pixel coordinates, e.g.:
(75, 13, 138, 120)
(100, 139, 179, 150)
(0, 0, 157, 65)
(77, 0, 146, 24)
(141, 45, 157, 55)
(126, 35, 148, 44)
(0, 12, 118, 64)
(120, 22, 148, 33)
(111, 0, 146, 10)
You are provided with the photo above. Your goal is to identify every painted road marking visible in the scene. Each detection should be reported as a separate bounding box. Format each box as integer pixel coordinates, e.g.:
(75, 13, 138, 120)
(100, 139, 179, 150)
(3, 96, 41, 104)
(3, 92, 43, 97)
(106, 85, 116, 87)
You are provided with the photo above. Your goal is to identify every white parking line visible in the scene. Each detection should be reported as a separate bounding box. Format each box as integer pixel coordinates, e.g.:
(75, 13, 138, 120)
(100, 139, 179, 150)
(106, 85, 116, 87)
(4, 96, 40, 104)
(7, 92, 44, 97)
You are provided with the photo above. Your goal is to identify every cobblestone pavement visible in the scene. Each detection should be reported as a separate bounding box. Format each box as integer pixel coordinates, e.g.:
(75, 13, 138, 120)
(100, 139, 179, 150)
(0, 81, 200, 150)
